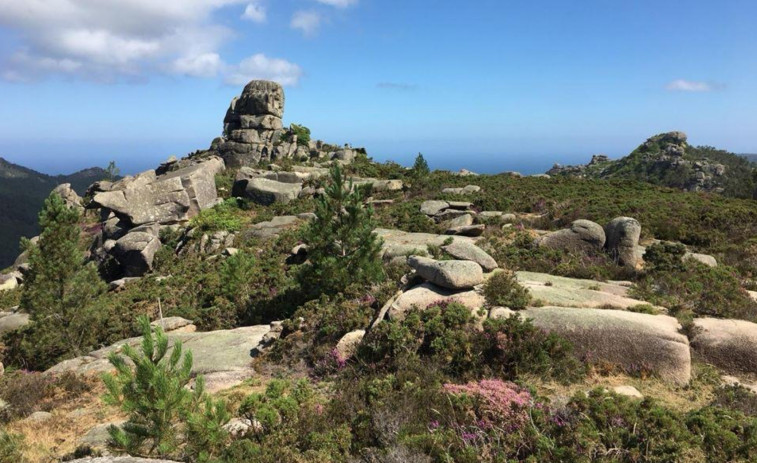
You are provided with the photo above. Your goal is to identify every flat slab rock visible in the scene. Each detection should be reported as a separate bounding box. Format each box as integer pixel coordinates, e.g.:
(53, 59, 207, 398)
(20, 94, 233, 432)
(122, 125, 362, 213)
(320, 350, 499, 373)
(520, 307, 690, 385)
(375, 228, 478, 258)
(46, 325, 271, 392)
(515, 271, 660, 310)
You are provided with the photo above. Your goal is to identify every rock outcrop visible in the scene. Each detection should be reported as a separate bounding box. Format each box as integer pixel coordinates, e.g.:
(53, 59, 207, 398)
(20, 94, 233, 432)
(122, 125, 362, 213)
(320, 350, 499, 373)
(47, 324, 274, 393)
(210, 80, 364, 167)
(691, 318, 757, 375)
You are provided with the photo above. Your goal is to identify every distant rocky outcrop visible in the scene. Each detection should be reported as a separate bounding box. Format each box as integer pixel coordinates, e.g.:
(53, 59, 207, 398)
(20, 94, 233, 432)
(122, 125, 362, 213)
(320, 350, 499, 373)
(547, 132, 757, 198)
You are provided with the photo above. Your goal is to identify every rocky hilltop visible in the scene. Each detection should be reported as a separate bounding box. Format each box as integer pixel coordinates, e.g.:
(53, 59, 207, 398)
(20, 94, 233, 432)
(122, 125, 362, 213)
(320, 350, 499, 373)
(1, 82, 757, 463)
(548, 131, 757, 199)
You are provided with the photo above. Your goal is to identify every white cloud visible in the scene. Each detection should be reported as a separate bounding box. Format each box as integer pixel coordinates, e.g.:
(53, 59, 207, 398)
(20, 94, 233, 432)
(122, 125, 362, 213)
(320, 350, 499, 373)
(665, 79, 715, 92)
(225, 53, 303, 86)
(316, 0, 357, 7)
(291, 10, 322, 37)
(242, 2, 266, 23)
(171, 53, 224, 78)
(0, 0, 300, 84)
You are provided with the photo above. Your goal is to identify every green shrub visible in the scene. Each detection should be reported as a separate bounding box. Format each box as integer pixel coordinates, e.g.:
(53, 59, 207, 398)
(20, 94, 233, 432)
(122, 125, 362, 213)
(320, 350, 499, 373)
(5, 193, 107, 370)
(481, 270, 531, 309)
(288, 123, 311, 147)
(359, 302, 583, 383)
(103, 316, 228, 458)
(644, 242, 687, 272)
(190, 198, 245, 233)
(411, 153, 430, 177)
(633, 260, 757, 321)
(298, 164, 384, 296)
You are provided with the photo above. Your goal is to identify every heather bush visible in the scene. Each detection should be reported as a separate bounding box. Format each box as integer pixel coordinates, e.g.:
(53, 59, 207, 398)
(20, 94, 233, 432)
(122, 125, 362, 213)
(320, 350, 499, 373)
(358, 302, 583, 383)
(633, 260, 757, 321)
(481, 270, 531, 309)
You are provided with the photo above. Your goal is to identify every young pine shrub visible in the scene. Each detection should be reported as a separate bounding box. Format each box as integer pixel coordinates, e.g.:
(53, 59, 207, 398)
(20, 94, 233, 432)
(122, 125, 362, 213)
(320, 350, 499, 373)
(298, 164, 384, 296)
(103, 316, 229, 459)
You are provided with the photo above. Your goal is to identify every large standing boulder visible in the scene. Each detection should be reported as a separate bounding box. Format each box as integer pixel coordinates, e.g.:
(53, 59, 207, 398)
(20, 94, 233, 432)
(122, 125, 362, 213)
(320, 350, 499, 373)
(0, 274, 18, 292)
(407, 256, 484, 290)
(233, 177, 302, 205)
(521, 307, 691, 385)
(605, 217, 642, 267)
(112, 229, 161, 277)
(442, 241, 498, 272)
(536, 220, 606, 253)
(691, 318, 757, 375)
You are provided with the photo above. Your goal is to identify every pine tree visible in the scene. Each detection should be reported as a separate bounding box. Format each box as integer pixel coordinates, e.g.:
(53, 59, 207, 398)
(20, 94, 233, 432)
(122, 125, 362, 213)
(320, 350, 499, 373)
(300, 164, 384, 295)
(103, 316, 230, 460)
(103, 316, 195, 457)
(412, 152, 430, 177)
(17, 192, 106, 368)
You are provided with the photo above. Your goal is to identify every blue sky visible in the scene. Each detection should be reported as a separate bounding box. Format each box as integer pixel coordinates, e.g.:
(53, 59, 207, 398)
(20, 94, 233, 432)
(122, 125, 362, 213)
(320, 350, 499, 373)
(0, 0, 755, 175)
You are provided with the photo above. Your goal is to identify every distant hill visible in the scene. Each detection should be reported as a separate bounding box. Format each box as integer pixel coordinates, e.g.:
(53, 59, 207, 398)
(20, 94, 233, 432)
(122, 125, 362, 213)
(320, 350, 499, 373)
(548, 132, 757, 199)
(0, 157, 107, 268)
(741, 154, 757, 164)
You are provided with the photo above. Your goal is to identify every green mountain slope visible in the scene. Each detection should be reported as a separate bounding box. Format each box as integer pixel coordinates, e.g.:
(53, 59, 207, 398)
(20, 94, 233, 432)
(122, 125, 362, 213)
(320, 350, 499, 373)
(0, 157, 107, 268)
(548, 132, 757, 199)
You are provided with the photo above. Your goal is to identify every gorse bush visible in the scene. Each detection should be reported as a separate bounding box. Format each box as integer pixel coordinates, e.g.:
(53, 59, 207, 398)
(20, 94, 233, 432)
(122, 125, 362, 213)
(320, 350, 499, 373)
(643, 241, 687, 272)
(481, 270, 532, 309)
(103, 316, 229, 459)
(299, 164, 384, 296)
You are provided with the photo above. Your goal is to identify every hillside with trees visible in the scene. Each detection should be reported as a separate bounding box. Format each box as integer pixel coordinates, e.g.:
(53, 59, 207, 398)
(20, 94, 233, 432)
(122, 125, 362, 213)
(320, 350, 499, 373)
(2, 82, 757, 463)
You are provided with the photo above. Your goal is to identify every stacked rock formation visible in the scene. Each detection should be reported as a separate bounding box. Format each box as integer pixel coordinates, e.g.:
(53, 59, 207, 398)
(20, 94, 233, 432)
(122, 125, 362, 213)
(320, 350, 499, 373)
(211, 80, 363, 168)
(213, 81, 294, 167)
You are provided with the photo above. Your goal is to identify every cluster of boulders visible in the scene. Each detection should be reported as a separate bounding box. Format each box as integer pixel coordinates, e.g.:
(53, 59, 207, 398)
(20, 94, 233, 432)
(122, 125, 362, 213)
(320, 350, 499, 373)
(419, 200, 485, 236)
(86, 157, 226, 278)
(232, 164, 403, 206)
(210, 80, 362, 167)
(536, 216, 642, 267)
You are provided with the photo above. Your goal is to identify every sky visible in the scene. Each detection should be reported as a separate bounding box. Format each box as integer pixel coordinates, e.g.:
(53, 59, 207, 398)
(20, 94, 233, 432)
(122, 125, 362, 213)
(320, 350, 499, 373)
(0, 0, 755, 175)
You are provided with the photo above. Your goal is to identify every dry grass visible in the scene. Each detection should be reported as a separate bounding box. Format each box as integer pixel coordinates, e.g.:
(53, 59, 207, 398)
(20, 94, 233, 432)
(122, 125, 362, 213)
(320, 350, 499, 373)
(6, 378, 126, 463)
(528, 362, 719, 413)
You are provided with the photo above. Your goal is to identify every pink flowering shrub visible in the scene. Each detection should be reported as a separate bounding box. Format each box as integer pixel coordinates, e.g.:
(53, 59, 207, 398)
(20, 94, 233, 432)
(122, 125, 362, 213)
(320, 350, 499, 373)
(444, 379, 532, 432)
